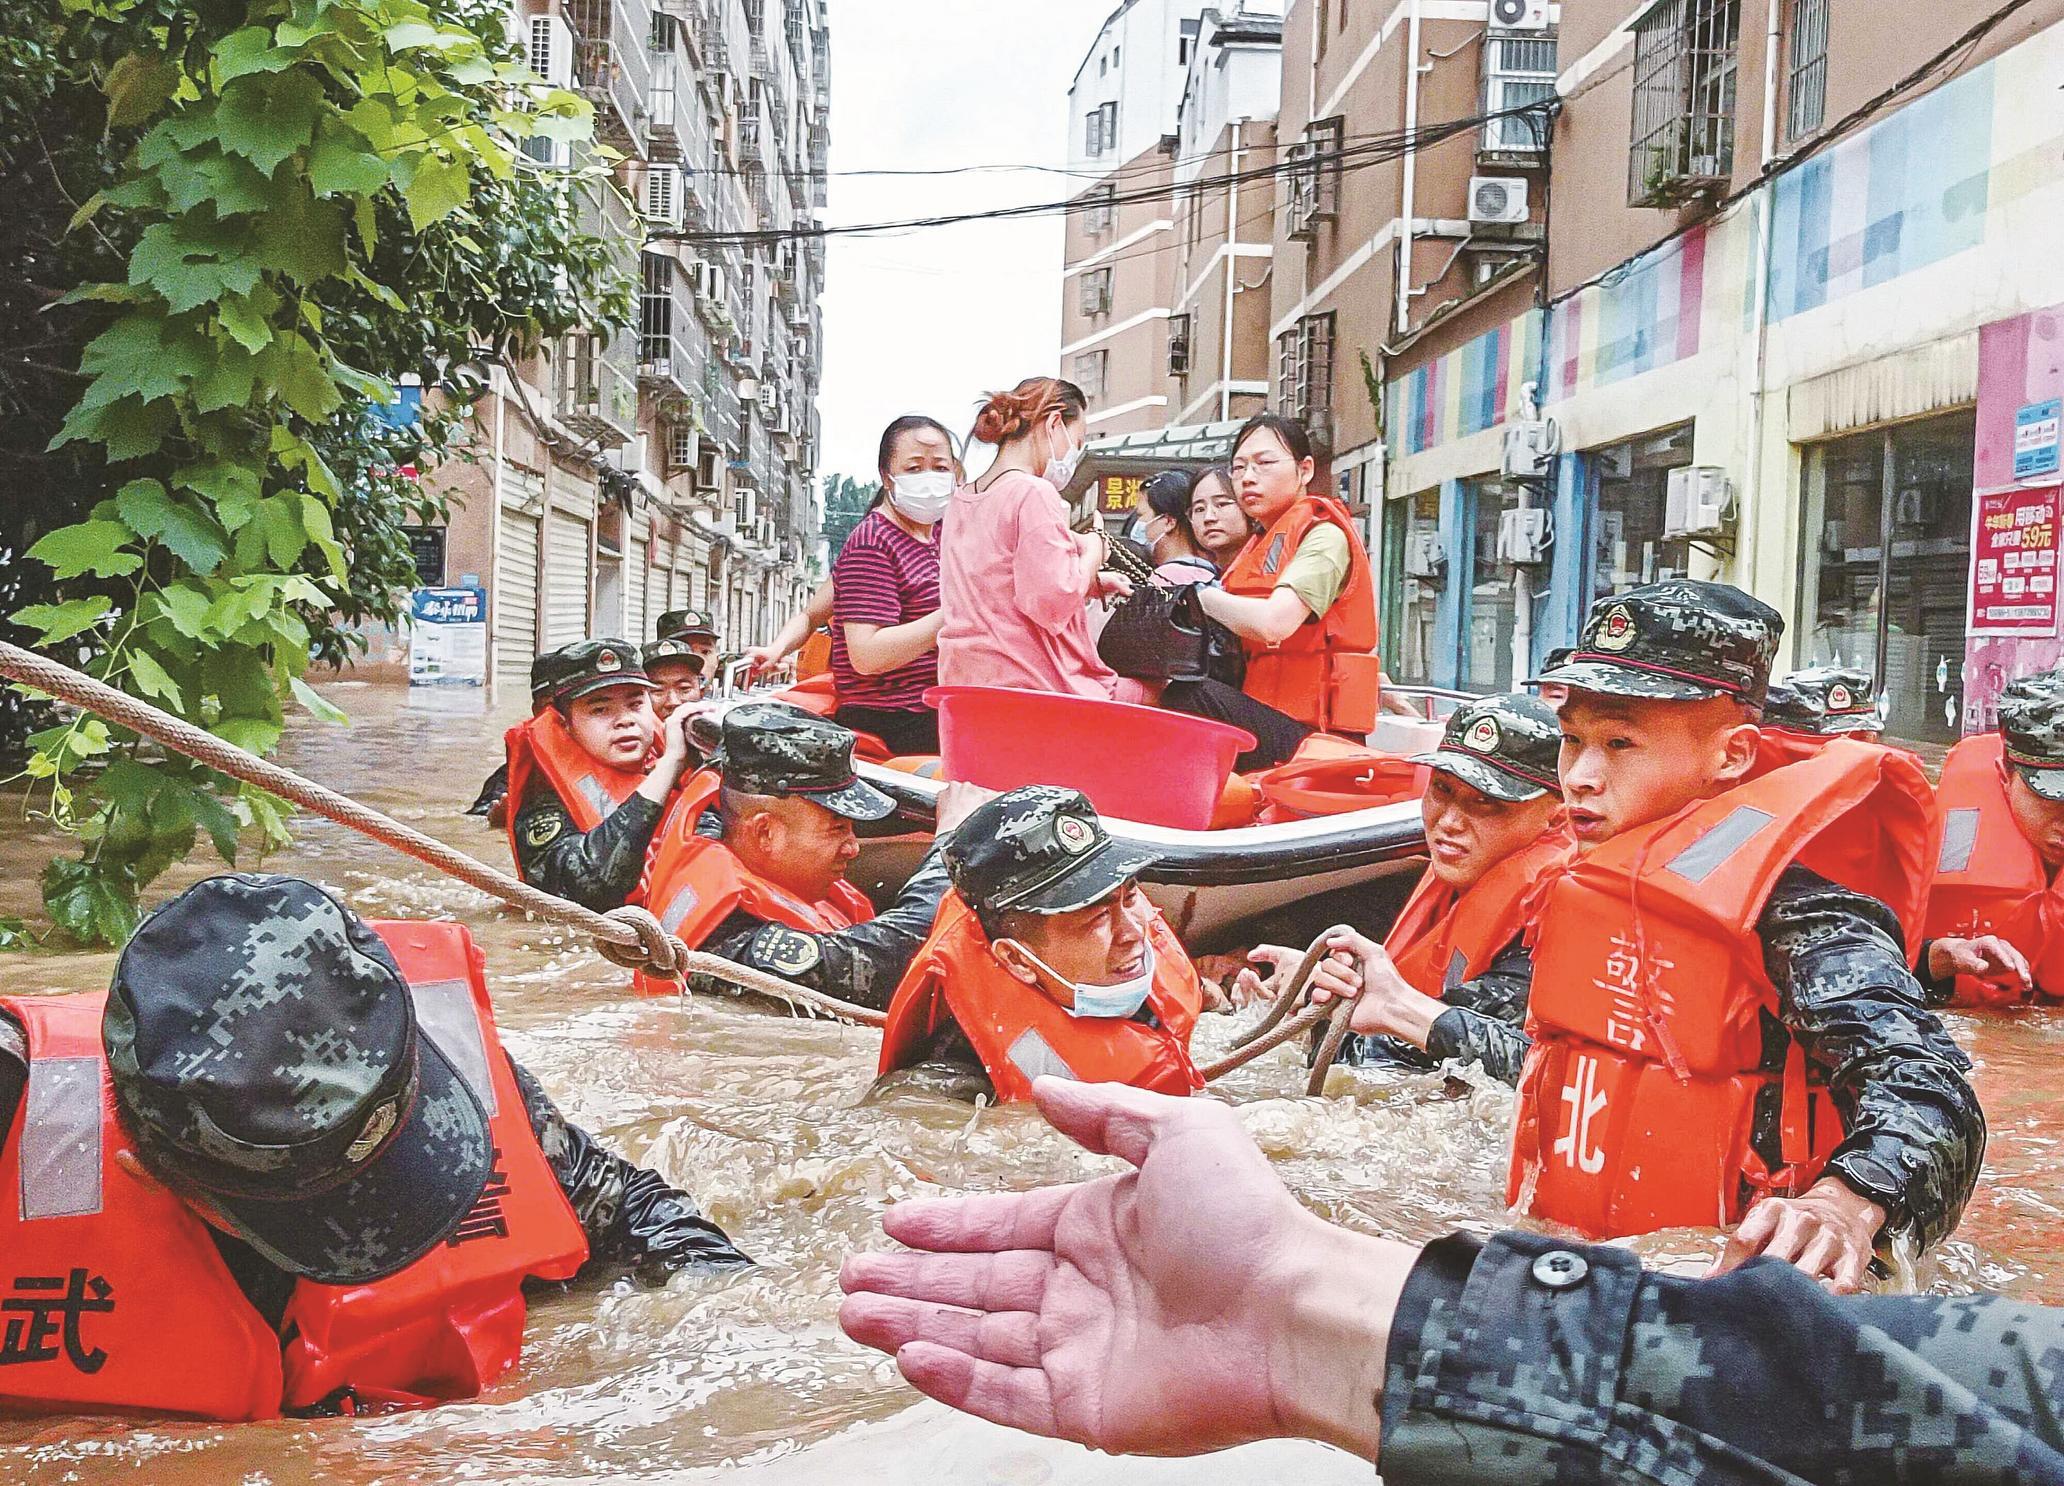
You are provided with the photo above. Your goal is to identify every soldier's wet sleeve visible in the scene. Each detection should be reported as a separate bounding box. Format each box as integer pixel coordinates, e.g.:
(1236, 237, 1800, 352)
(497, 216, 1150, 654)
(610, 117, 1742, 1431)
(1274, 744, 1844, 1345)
(1442, 934, 1534, 1025)
(1379, 1230, 2064, 1486)
(689, 845, 952, 1013)
(1759, 866, 1985, 1249)
(1425, 1002, 1533, 1085)
(509, 1057, 752, 1276)
(511, 790, 665, 912)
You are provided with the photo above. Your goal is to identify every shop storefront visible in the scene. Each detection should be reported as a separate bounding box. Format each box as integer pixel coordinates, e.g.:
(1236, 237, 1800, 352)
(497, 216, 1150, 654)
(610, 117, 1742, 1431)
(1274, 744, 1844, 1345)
(1793, 411, 1975, 744)
(1584, 425, 1694, 606)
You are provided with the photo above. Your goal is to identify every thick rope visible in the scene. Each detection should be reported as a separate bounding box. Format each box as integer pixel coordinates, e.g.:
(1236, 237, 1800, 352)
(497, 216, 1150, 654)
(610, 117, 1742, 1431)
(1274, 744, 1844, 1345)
(0, 641, 886, 1028)
(1199, 926, 1360, 1089)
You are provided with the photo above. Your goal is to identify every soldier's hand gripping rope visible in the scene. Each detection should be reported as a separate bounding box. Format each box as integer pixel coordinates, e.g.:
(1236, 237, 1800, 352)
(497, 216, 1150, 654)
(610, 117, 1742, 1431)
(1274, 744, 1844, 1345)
(1198, 927, 1360, 1094)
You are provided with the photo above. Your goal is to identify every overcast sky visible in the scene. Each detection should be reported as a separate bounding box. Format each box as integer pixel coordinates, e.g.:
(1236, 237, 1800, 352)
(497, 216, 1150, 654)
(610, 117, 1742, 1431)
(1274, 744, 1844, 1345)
(817, 0, 1119, 488)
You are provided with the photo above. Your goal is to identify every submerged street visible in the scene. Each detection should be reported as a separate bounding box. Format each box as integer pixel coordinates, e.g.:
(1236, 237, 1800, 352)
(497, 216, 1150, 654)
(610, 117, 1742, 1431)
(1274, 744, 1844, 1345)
(0, 686, 2060, 1482)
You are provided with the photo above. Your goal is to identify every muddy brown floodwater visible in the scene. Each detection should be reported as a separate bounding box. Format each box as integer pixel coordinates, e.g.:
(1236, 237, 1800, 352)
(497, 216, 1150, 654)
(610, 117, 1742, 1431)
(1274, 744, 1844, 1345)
(2, 683, 2062, 1484)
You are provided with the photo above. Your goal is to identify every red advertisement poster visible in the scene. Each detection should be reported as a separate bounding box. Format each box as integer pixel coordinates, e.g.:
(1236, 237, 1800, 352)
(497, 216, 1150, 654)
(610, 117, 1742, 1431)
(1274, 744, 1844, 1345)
(1970, 483, 2063, 636)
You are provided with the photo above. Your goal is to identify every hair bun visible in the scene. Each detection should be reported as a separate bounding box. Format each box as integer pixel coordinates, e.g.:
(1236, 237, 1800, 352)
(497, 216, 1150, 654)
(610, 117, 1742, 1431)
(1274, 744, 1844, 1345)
(972, 390, 1029, 445)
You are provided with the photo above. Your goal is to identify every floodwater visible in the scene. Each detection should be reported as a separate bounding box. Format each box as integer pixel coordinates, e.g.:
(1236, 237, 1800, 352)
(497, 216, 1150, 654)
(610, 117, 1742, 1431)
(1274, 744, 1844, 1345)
(1, 683, 2060, 1483)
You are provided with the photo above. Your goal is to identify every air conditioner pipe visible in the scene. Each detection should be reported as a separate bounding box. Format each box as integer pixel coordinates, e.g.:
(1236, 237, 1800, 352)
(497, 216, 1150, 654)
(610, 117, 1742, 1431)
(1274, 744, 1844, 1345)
(1397, 0, 1425, 336)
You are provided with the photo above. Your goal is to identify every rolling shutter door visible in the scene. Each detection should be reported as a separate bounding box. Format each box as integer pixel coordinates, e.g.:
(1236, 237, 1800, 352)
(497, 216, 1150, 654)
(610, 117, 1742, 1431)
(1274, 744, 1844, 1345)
(542, 507, 591, 649)
(626, 536, 650, 643)
(493, 508, 541, 691)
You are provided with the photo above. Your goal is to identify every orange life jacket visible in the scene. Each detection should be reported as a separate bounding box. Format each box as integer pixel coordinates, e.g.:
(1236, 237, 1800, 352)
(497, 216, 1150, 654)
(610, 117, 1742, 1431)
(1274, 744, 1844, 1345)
(1220, 495, 1382, 736)
(0, 924, 589, 1421)
(1386, 830, 1571, 1000)
(876, 895, 1205, 1104)
(502, 709, 649, 868)
(633, 770, 874, 996)
(1925, 733, 2064, 1005)
(1507, 742, 1937, 1240)
(279, 920, 590, 1414)
(0, 993, 284, 1421)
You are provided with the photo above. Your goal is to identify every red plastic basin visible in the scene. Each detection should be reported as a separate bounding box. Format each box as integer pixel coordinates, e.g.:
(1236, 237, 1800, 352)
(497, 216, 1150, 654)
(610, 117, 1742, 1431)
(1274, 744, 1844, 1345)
(925, 686, 1256, 831)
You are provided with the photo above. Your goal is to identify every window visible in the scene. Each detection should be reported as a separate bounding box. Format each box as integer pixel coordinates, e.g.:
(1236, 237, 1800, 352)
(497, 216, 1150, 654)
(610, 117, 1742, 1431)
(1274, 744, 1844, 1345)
(1795, 412, 1975, 743)
(1078, 267, 1114, 317)
(667, 420, 698, 476)
(1178, 19, 1198, 67)
(1074, 350, 1110, 402)
(1384, 490, 1444, 687)
(1481, 33, 1558, 156)
(1287, 117, 1344, 238)
(1085, 182, 1117, 235)
(1111, 45, 1119, 67)
(1275, 313, 1336, 435)
(1100, 54, 1108, 76)
(1627, 0, 1741, 207)
(1085, 100, 1119, 157)
(1167, 313, 1193, 377)
(1784, 0, 1829, 143)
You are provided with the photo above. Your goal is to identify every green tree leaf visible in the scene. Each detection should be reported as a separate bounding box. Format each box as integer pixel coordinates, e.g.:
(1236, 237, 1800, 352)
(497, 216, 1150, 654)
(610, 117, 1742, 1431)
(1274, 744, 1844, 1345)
(42, 858, 141, 949)
(402, 152, 471, 230)
(124, 648, 185, 709)
(28, 520, 142, 579)
(13, 596, 114, 645)
(105, 53, 180, 128)
(290, 674, 348, 724)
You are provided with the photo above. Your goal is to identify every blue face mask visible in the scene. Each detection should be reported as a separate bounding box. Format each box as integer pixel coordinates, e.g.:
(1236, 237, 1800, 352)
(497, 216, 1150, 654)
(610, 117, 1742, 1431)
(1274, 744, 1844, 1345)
(1004, 940, 1156, 1020)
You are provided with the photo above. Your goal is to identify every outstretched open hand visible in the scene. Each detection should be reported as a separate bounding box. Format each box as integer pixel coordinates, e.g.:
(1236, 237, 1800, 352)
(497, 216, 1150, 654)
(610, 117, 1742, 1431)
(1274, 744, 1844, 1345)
(838, 1079, 1397, 1459)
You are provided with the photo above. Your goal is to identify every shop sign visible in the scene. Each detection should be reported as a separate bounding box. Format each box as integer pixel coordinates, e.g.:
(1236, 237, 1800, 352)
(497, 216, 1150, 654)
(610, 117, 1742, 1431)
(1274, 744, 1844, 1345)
(1098, 474, 1145, 515)
(408, 586, 488, 686)
(1970, 484, 2062, 636)
(2017, 400, 2062, 480)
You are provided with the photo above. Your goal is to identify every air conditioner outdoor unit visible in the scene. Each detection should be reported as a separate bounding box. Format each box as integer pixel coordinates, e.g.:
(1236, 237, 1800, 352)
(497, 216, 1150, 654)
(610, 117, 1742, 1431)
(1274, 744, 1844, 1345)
(1469, 175, 1530, 225)
(1501, 416, 1561, 479)
(1402, 531, 1447, 583)
(643, 166, 684, 228)
(1488, 0, 1551, 29)
(529, 14, 574, 89)
(1496, 507, 1552, 565)
(1664, 466, 1735, 539)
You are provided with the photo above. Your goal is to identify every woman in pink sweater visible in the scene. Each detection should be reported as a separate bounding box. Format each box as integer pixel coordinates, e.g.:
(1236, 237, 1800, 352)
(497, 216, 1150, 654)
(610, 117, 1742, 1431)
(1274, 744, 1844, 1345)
(938, 377, 1145, 702)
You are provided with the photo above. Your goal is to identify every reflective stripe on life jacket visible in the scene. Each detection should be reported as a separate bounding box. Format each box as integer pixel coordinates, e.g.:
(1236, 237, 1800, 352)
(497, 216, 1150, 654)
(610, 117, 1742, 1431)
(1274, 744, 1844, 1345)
(1925, 734, 2064, 1005)
(876, 895, 1205, 1104)
(502, 710, 649, 869)
(279, 920, 589, 1414)
(632, 770, 874, 996)
(1385, 829, 1571, 1000)
(1220, 496, 1381, 736)
(1507, 741, 1937, 1240)
(0, 992, 285, 1421)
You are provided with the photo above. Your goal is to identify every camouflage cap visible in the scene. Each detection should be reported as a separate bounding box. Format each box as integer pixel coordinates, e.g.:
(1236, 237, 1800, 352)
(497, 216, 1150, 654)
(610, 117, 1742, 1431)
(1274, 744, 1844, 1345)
(944, 786, 1159, 917)
(1766, 665, 1881, 737)
(530, 639, 654, 709)
(719, 702, 895, 820)
(1412, 693, 1563, 802)
(656, 608, 719, 643)
(104, 875, 492, 1285)
(1534, 581, 1783, 708)
(1998, 671, 2064, 801)
(642, 638, 708, 675)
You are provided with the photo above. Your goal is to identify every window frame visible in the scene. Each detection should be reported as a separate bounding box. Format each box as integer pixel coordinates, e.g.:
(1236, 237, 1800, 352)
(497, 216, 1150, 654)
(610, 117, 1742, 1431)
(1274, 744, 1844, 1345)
(1783, 0, 1830, 144)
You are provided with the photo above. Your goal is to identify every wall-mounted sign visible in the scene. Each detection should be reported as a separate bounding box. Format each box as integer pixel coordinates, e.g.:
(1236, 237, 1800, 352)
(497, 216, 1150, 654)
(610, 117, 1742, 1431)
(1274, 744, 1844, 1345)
(408, 586, 488, 686)
(1970, 484, 2061, 636)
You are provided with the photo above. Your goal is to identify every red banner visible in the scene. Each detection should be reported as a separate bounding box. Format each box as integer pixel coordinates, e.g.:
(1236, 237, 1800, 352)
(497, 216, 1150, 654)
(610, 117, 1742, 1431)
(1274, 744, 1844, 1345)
(1971, 483, 2062, 636)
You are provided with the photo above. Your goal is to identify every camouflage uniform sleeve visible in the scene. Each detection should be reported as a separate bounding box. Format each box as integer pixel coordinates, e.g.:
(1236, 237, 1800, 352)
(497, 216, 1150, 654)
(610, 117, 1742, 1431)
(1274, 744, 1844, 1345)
(509, 1056, 751, 1276)
(1380, 1230, 2064, 1485)
(511, 784, 665, 912)
(688, 846, 953, 1013)
(1425, 1000, 1533, 1085)
(1441, 933, 1534, 1025)
(1758, 866, 1985, 1250)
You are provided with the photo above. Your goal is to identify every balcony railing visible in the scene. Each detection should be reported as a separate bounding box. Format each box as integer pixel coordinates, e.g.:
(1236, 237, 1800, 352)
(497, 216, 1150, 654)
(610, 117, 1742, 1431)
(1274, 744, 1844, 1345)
(556, 330, 638, 446)
(640, 253, 708, 400)
(566, 0, 654, 157)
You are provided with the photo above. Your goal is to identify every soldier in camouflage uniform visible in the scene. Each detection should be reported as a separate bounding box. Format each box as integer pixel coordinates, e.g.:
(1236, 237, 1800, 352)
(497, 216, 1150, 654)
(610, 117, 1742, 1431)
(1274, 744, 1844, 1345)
(842, 1079, 2064, 1486)
(647, 704, 980, 1012)
(1324, 582, 1983, 1284)
(0, 874, 745, 1417)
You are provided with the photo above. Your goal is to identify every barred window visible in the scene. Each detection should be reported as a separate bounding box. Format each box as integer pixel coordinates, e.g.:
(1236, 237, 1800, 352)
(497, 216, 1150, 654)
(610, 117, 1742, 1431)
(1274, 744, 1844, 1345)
(1627, 0, 1741, 207)
(1482, 34, 1558, 155)
(1074, 350, 1109, 402)
(1785, 0, 1829, 143)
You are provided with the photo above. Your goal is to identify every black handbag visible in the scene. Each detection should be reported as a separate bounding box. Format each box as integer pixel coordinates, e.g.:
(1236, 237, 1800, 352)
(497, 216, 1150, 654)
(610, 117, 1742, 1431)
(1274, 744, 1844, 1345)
(1098, 582, 1214, 683)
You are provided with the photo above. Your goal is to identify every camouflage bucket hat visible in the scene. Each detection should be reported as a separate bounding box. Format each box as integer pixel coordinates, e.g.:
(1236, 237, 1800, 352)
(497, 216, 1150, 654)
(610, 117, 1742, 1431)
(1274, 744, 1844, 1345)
(719, 702, 895, 821)
(1412, 693, 1563, 802)
(104, 875, 492, 1285)
(1999, 671, 2064, 802)
(1766, 665, 1881, 737)
(944, 786, 1159, 917)
(530, 639, 655, 709)
(1534, 580, 1783, 708)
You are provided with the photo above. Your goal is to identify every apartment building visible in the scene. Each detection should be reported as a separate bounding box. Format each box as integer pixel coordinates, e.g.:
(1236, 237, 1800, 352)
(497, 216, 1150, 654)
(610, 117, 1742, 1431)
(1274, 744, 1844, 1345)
(391, 0, 828, 700)
(1379, 0, 2064, 749)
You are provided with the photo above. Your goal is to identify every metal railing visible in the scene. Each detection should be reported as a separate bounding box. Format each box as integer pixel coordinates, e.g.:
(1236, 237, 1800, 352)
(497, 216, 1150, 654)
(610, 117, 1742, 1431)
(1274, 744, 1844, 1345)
(567, 0, 654, 156)
(1628, 0, 1741, 206)
(640, 253, 707, 399)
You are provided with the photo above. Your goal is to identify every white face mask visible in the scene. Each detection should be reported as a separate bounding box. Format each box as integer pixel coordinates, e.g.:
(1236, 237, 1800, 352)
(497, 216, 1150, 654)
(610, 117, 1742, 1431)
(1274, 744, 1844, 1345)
(889, 470, 954, 524)
(1004, 940, 1156, 1020)
(1042, 422, 1085, 491)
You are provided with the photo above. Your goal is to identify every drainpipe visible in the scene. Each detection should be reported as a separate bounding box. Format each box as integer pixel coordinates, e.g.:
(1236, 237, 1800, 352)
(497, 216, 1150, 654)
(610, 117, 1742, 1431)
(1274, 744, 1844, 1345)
(1741, 0, 1784, 595)
(1221, 120, 1243, 421)
(1397, 0, 1424, 336)
(488, 367, 508, 702)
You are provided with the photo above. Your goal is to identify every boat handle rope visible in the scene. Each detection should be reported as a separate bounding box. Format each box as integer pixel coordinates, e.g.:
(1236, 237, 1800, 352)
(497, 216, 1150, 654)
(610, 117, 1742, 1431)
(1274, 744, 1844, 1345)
(0, 641, 1366, 1089)
(0, 641, 887, 1028)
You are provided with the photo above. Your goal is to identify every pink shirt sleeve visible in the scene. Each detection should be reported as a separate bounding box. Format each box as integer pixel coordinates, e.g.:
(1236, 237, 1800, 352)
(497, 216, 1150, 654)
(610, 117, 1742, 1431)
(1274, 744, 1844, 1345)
(1010, 481, 1097, 634)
